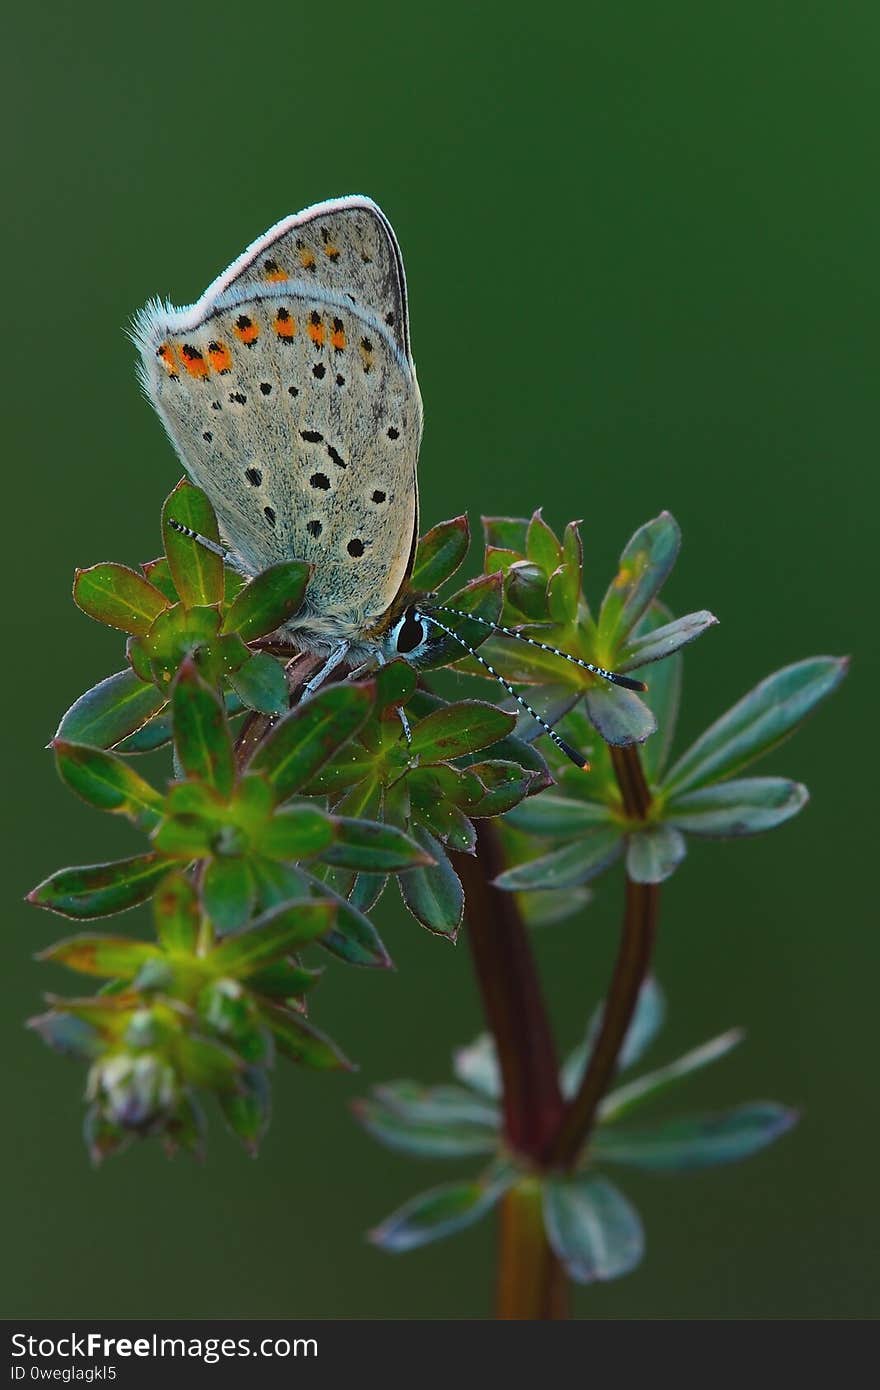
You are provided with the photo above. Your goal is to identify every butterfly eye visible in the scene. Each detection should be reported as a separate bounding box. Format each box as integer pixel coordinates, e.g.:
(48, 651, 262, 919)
(393, 606, 426, 655)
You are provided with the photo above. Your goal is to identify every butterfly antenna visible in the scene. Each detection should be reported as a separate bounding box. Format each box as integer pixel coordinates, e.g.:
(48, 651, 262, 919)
(421, 611, 592, 771)
(435, 605, 647, 693)
(166, 518, 231, 560)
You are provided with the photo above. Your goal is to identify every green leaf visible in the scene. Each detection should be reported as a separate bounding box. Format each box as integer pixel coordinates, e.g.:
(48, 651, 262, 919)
(256, 804, 336, 859)
(525, 509, 563, 576)
(227, 651, 289, 715)
(546, 521, 583, 625)
(598, 512, 681, 650)
(453, 1034, 503, 1099)
(482, 515, 528, 553)
(374, 658, 417, 712)
(584, 687, 657, 747)
(417, 573, 504, 669)
(153, 871, 200, 954)
(38, 934, 162, 978)
(202, 857, 255, 934)
(246, 958, 322, 999)
(543, 1175, 644, 1283)
(370, 1166, 514, 1253)
(665, 777, 809, 836)
(218, 1066, 271, 1154)
(409, 700, 516, 762)
(637, 605, 683, 783)
(113, 708, 174, 754)
(161, 480, 224, 608)
(626, 824, 687, 884)
(411, 514, 470, 591)
(494, 825, 623, 892)
(56, 670, 168, 750)
(398, 828, 464, 938)
(353, 1093, 498, 1158)
(619, 610, 718, 670)
(506, 561, 549, 620)
(221, 561, 311, 641)
(28, 1010, 102, 1060)
(462, 761, 535, 817)
(53, 740, 163, 831)
(326, 818, 435, 872)
(74, 564, 169, 636)
(263, 1002, 352, 1070)
(592, 1103, 797, 1171)
(141, 556, 179, 605)
(211, 899, 336, 974)
(599, 1028, 745, 1123)
(251, 682, 374, 803)
(302, 874, 393, 970)
(663, 656, 849, 796)
(506, 792, 613, 838)
(176, 1034, 244, 1090)
(562, 977, 666, 1098)
(409, 793, 476, 854)
(28, 854, 169, 919)
(172, 660, 235, 798)
(518, 885, 592, 927)
(372, 1080, 501, 1128)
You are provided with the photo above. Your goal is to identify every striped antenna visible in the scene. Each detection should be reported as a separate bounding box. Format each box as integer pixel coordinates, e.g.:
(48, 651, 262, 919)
(166, 517, 230, 560)
(435, 605, 647, 693)
(421, 610, 592, 770)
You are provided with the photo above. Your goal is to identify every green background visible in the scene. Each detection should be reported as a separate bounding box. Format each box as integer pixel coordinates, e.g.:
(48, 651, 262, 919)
(3, 2, 875, 1319)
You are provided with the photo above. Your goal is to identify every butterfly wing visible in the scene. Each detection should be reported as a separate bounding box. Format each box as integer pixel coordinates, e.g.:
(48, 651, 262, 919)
(133, 199, 422, 636)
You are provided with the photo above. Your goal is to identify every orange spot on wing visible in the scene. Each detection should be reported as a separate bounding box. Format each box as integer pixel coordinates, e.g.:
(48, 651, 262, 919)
(234, 317, 259, 346)
(177, 344, 210, 379)
(331, 326, 346, 351)
(207, 341, 232, 373)
(265, 267, 288, 282)
(157, 344, 178, 378)
(299, 248, 316, 271)
(274, 309, 296, 338)
(323, 243, 340, 261)
(308, 316, 325, 348)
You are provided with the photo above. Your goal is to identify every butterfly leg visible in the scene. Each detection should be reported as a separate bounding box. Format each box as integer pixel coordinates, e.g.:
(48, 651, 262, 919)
(301, 640, 352, 699)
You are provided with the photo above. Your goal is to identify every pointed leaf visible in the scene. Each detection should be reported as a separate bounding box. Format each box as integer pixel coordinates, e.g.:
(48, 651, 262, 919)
(353, 1095, 498, 1158)
(494, 826, 623, 892)
(417, 573, 504, 670)
(172, 661, 235, 797)
(221, 561, 311, 641)
(74, 564, 169, 636)
(462, 761, 535, 817)
(53, 740, 163, 831)
(28, 854, 168, 919)
(56, 670, 167, 750)
(326, 817, 436, 872)
(251, 682, 374, 802)
(543, 1175, 644, 1283)
(562, 977, 666, 1098)
(398, 828, 464, 938)
(626, 824, 687, 884)
(28, 1010, 102, 1060)
(372, 1081, 500, 1128)
(374, 658, 417, 712)
(506, 793, 613, 838)
(202, 857, 255, 934)
(592, 1103, 797, 1171)
(409, 701, 516, 762)
(482, 516, 528, 553)
(113, 708, 174, 754)
(263, 1002, 352, 1070)
(256, 805, 336, 859)
(228, 651, 289, 715)
(411, 515, 470, 591)
(38, 934, 162, 978)
(637, 604, 683, 783)
(619, 610, 718, 670)
(666, 777, 809, 836)
(153, 870, 200, 954)
(161, 480, 223, 608)
(664, 657, 849, 796)
(218, 1065, 271, 1154)
(526, 509, 563, 576)
(370, 1166, 513, 1253)
(211, 899, 336, 974)
(584, 687, 657, 746)
(598, 512, 681, 649)
(599, 1028, 745, 1123)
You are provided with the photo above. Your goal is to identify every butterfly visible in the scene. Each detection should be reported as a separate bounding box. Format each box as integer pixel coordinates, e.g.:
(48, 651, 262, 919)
(133, 195, 643, 767)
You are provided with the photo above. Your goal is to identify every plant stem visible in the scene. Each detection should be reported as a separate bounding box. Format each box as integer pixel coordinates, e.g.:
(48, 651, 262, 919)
(547, 743, 659, 1167)
(496, 1182, 569, 1320)
(453, 822, 565, 1162)
(452, 796, 568, 1319)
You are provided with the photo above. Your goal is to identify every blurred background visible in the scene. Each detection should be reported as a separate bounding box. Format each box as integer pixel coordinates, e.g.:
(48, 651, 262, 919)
(3, 1, 875, 1319)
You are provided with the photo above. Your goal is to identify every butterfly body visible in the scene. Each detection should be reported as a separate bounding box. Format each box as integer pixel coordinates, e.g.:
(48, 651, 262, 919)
(133, 196, 423, 663)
